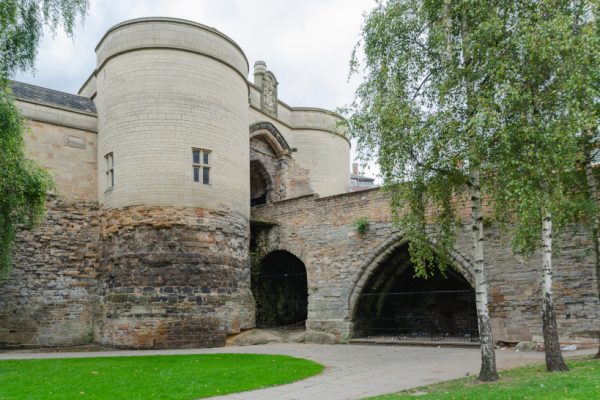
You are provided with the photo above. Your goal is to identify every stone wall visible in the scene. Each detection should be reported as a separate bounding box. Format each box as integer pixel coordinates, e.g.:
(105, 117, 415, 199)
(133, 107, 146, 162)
(0, 197, 99, 348)
(248, 98, 351, 199)
(96, 206, 254, 349)
(250, 136, 313, 203)
(251, 188, 600, 343)
(22, 120, 97, 201)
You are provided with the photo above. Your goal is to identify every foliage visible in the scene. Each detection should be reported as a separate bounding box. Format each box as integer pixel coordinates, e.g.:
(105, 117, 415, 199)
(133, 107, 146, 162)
(345, 0, 507, 276)
(0, 0, 88, 82)
(0, 0, 87, 280)
(353, 216, 369, 234)
(0, 353, 324, 399)
(0, 88, 53, 280)
(367, 357, 600, 399)
(485, 1, 598, 257)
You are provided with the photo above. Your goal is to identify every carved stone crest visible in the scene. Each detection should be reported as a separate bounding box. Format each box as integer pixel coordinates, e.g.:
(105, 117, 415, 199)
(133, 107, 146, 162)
(261, 71, 278, 117)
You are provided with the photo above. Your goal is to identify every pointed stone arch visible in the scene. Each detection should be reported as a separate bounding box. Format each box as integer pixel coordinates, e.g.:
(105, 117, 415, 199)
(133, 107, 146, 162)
(348, 231, 475, 321)
(250, 159, 273, 206)
(249, 121, 294, 158)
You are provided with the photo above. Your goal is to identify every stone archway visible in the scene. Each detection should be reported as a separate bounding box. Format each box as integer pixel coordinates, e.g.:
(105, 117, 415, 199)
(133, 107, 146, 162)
(348, 233, 478, 342)
(252, 250, 308, 329)
(250, 159, 272, 206)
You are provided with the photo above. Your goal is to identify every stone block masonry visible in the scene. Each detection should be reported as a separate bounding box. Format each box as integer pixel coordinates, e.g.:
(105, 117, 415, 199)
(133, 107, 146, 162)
(251, 188, 600, 344)
(96, 206, 254, 349)
(0, 200, 256, 350)
(0, 197, 99, 348)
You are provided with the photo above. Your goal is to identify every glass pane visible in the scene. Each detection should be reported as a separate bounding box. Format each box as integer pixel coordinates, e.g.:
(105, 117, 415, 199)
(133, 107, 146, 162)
(203, 167, 210, 184)
(193, 166, 200, 182)
(203, 151, 209, 165)
(110, 171, 114, 187)
(109, 154, 113, 168)
(193, 149, 200, 164)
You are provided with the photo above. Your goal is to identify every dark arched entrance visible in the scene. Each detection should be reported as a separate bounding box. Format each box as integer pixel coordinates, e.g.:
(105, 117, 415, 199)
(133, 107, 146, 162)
(250, 160, 271, 206)
(352, 243, 478, 342)
(252, 250, 308, 329)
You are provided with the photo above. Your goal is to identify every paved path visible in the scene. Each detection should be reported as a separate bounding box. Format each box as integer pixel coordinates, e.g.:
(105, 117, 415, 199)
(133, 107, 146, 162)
(0, 344, 594, 400)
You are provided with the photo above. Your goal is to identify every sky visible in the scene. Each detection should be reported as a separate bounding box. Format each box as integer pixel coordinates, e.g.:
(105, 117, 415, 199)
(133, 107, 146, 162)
(15, 0, 379, 179)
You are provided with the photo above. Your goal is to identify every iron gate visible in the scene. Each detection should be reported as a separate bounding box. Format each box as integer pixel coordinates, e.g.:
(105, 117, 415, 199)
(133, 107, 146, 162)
(353, 289, 479, 342)
(253, 271, 308, 329)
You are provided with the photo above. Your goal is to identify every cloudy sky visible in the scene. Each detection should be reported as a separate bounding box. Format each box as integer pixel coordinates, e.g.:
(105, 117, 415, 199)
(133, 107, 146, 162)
(15, 0, 379, 177)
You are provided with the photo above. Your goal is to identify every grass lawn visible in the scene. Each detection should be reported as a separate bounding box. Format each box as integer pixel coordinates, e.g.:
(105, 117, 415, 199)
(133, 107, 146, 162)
(368, 357, 600, 400)
(0, 353, 323, 400)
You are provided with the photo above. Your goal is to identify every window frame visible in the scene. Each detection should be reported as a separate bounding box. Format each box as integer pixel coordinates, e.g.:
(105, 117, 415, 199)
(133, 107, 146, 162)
(104, 152, 114, 191)
(192, 148, 211, 185)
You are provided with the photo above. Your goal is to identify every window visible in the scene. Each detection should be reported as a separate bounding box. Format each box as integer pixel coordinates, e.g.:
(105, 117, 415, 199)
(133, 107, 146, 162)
(192, 148, 211, 184)
(105, 152, 114, 190)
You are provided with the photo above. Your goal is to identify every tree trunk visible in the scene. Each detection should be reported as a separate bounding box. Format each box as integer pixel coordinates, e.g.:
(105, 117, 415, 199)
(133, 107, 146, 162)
(470, 167, 499, 381)
(541, 213, 569, 371)
(583, 141, 600, 359)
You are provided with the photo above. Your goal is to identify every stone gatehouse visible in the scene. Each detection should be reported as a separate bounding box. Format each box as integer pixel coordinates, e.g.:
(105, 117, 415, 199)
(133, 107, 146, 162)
(1, 17, 598, 349)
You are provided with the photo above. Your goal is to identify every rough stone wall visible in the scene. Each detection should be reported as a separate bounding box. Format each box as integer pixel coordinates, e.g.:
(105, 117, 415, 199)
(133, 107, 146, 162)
(0, 197, 99, 348)
(96, 206, 254, 349)
(250, 137, 312, 203)
(251, 189, 600, 343)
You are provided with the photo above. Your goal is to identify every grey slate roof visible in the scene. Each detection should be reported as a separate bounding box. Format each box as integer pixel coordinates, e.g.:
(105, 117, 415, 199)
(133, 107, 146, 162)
(9, 80, 97, 114)
(351, 174, 375, 182)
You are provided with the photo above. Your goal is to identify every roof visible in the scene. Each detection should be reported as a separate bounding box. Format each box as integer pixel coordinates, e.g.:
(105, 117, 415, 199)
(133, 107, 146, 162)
(351, 174, 375, 182)
(9, 81, 97, 114)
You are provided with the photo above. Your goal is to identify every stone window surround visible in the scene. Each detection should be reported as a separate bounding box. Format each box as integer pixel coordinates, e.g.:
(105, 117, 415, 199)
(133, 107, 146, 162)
(192, 147, 211, 185)
(104, 152, 114, 191)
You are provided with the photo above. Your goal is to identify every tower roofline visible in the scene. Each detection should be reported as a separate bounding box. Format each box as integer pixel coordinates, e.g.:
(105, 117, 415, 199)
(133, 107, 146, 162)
(94, 17, 249, 72)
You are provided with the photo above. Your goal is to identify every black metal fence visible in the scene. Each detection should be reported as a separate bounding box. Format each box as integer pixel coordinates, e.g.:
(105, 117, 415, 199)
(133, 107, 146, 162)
(353, 290, 479, 343)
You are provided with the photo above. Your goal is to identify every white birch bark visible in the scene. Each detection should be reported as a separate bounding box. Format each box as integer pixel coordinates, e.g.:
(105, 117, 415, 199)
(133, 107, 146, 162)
(541, 212, 568, 371)
(542, 213, 554, 304)
(470, 167, 498, 381)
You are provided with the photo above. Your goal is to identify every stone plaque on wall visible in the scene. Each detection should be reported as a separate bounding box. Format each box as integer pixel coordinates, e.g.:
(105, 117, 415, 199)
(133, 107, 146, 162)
(261, 71, 278, 118)
(64, 135, 86, 149)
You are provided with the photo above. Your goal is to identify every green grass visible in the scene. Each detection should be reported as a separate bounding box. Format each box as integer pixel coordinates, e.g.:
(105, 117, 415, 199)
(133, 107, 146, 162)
(367, 357, 600, 400)
(0, 353, 324, 400)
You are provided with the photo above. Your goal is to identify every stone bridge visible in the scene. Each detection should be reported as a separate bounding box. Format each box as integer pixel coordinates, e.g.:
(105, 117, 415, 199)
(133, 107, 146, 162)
(250, 188, 600, 344)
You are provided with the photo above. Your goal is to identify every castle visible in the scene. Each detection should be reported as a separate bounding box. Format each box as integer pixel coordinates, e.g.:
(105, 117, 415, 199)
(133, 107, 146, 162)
(1, 17, 598, 349)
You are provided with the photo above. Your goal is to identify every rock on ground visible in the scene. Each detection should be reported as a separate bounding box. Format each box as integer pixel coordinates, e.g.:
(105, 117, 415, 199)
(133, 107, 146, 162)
(231, 330, 285, 346)
(305, 330, 336, 345)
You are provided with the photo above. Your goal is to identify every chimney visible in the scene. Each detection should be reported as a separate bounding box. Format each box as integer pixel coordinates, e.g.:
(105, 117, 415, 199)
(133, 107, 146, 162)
(254, 60, 267, 86)
(352, 163, 359, 175)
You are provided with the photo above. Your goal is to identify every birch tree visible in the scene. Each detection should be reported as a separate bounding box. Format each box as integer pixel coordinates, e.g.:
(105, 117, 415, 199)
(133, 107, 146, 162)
(486, 0, 596, 372)
(563, 0, 600, 359)
(347, 0, 509, 381)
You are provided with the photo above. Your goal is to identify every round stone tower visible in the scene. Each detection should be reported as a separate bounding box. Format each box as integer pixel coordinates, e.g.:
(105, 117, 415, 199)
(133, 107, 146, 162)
(94, 18, 253, 348)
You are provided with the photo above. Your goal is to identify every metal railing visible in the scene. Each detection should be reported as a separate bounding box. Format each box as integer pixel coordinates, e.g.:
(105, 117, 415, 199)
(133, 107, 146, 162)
(253, 272, 308, 329)
(353, 290, 479, 343)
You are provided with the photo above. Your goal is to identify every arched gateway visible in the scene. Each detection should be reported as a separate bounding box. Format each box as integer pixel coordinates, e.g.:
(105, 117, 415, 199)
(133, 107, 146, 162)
(251, 250, 308, 329)
(348, 233, 479, 343)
